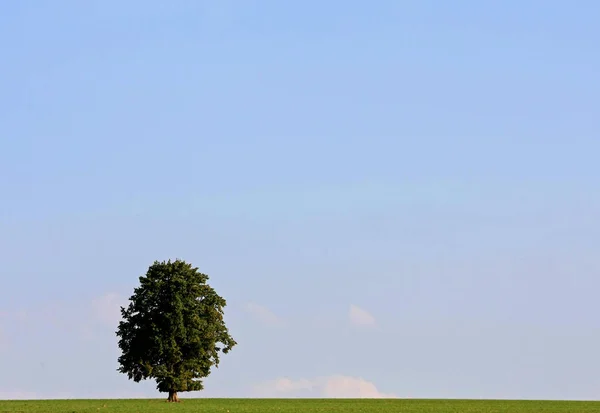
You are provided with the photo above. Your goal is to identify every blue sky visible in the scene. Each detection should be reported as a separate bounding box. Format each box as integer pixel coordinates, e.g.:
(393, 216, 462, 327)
(1, 0, 599, 400)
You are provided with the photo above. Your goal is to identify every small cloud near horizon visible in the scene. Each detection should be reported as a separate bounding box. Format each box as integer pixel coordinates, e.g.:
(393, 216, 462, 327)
(348, 304, 376, 327)
(244, 302, 283, 326)
(254, 375, 396, 398)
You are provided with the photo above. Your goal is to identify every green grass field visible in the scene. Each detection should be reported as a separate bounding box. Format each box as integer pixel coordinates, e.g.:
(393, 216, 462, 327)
(1, 398, 600, 413)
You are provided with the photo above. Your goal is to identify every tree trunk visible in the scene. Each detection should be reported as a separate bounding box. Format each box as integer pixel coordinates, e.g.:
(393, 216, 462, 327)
(167, 390, 179, 402)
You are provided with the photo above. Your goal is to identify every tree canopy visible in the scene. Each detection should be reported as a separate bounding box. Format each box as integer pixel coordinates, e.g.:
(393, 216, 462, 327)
(116, 259, 237, 402)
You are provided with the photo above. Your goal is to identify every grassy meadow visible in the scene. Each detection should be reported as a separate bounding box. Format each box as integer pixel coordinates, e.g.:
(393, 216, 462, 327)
(2, 398, 600, 413)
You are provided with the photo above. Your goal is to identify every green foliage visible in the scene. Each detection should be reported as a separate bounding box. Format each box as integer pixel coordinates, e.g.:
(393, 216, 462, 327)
(116, 259, 236, 396)
(3, 399, 600, 413)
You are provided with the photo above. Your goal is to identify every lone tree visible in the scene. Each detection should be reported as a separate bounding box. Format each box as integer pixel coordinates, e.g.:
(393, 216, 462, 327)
(116, 259, 237, 402)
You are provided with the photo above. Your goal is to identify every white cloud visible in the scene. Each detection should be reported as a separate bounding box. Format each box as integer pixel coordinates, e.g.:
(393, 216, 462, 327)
(244, 302, 283, 326)
(254, 375, 396, 398)
(322, 375, 395, 398)
(348, 304, 376, 327)
(91, 292, 126, 328)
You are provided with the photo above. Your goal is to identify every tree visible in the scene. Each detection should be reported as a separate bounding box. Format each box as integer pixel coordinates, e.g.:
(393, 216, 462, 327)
(116, 259, 237, 402)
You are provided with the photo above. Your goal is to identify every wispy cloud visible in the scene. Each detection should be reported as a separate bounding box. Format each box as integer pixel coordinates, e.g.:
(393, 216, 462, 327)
(244, 302, 283, 326)
(348, 304, 376, 327)
(254, 375, 396, 398)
